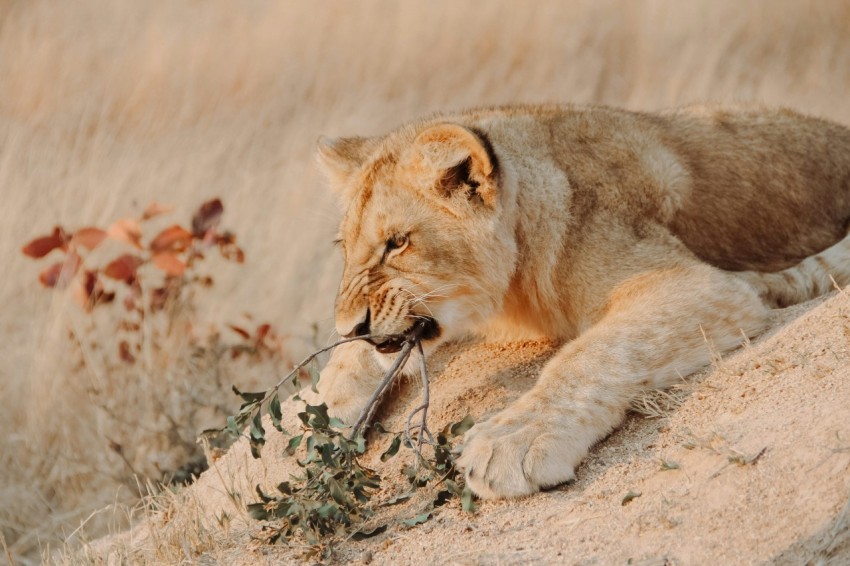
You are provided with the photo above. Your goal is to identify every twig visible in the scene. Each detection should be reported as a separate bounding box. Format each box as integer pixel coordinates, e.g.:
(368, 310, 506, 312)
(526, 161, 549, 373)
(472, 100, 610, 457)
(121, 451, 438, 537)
(273, 334, 378, 392)
(350, 340, 414, 439)
(405, 340, 434, 448)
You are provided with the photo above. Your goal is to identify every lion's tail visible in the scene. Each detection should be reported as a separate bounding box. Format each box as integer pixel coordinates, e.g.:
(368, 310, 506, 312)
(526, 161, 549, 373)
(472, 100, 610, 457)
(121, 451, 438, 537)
(737, 231, 850, 308)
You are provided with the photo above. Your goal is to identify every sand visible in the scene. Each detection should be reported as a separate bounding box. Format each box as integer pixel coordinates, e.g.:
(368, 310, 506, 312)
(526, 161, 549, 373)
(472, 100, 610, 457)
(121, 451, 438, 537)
(92, 289, 850, 565)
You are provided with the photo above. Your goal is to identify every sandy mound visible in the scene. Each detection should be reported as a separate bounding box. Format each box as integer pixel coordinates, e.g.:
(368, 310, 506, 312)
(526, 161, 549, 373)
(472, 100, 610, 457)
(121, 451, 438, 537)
(92, 289, 850, 564)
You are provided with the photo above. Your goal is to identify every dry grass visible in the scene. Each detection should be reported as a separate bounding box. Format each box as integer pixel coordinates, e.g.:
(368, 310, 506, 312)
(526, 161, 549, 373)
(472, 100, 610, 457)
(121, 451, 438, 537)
(2, 0, 850, 563)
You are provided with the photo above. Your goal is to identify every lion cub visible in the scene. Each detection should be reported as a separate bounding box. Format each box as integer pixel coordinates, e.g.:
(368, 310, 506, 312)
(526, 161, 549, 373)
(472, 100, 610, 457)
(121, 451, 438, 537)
(314, 104, 850, 499)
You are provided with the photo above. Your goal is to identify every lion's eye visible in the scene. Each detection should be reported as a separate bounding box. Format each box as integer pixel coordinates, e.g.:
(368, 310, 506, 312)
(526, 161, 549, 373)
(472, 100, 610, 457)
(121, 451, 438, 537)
(384, 234, 408, 256)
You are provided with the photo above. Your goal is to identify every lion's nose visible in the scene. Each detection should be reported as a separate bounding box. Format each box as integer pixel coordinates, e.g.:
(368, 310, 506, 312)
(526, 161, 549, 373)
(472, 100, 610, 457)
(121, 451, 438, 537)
(343, 308, 371, 338)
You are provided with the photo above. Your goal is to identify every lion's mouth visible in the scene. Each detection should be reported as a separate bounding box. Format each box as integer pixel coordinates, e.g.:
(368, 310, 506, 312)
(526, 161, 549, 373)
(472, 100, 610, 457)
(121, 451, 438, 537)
(370, 317, 441, 354)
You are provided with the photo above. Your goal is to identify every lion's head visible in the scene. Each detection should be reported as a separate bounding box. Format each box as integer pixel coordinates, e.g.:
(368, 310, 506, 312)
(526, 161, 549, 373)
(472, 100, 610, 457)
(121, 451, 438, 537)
(317, 122, 518, 356)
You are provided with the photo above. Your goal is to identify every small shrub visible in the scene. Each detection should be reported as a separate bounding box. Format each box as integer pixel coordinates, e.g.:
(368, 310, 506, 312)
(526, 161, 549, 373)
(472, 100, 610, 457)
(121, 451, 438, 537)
(214, 332, 476, 559)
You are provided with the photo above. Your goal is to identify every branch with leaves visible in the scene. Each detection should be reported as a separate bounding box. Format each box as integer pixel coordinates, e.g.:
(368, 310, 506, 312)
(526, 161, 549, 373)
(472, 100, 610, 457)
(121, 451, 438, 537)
(215, 322, 476, 558)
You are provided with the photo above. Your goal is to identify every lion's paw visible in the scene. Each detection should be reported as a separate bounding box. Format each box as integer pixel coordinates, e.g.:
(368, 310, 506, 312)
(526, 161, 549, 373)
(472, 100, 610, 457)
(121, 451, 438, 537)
(457, 405, 579, 499)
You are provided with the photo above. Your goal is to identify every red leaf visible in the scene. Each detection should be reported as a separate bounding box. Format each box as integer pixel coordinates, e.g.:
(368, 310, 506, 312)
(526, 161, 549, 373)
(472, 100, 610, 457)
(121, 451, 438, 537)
(228, 324, 251, 339)
(38, 252, 81, 288)
(255, 323, 272, 344)
(107, 218, 143, 249)
(191, 198, 223, 237)
(151, 252, 185, 276)
(118, 320, 141, 332)
(141, 202, 174, 220)
(150, 287, 170, 312)
(39, 263, 65, 288)
(103, 254, 144, 284)
(150, 225, 193, 254)
(118, 341, 136, 364)
(73, 227, 108, 251)
(219, 240, 245, 263)
(22, 227, 69, 258)
(72, 270, 115, 310)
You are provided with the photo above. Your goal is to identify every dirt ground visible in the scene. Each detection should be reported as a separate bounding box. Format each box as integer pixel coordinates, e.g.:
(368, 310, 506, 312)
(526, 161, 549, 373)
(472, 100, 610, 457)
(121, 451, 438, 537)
(92, 289, 850, 565)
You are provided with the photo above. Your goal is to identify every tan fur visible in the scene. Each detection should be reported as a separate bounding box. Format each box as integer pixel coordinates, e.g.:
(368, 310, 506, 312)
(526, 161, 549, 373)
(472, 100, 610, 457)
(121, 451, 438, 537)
(315, 103, 850, 499)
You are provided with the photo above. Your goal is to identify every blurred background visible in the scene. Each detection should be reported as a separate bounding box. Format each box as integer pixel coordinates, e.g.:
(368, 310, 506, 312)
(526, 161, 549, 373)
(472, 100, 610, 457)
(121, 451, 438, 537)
(1, 1, 848, 562)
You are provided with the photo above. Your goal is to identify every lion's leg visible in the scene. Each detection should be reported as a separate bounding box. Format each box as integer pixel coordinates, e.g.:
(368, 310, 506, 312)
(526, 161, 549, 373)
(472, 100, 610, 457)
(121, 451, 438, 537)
(458, 263, 769, 499)
(300, 340, 385, 424)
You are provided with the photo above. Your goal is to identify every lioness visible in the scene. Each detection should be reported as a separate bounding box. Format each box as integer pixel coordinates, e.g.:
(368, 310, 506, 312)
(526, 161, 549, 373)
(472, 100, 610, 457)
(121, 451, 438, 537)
(313, 104, 850, 499)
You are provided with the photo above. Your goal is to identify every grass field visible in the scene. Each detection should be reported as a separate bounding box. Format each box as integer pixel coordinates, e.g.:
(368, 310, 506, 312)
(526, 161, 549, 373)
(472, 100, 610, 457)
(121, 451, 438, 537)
(1, 1, 849, 562)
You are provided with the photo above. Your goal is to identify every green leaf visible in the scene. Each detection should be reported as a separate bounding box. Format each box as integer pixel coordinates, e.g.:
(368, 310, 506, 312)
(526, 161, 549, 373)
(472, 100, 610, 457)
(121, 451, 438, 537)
(305, 403, 330, 429)
(444, 479, 461, 496)
(316, 502, 339, 519)
(434, 489, 452, 507)
(277, 481, 292, 495)
(372, 422, 389, 433)
(232, 385, 266, 405)
(384, 491, 413, 506)
(621, 490, 642, 506)
(350, 524, 388, 540)
(286, 434, 303, 456)
(320, 443, 336, 467)
(249, 436, 264, 459)
(269, 392, 283, 432)
(246, 502, 269, 521)
(461, 486, 477, 513)
(309, 364, 320, 394)
(380, 435, 402, 462)
(226, 415, 239, 436)
(255, 485, 271, 503)
(327, 478, 350, 507)
(660, 460, 680, 471)
(449, 415, 475, 437)
(401, 512, 432, 527)
(250, 412, 265, 441)
(249, 411, 266, 458)
(328, 417, 348, 429)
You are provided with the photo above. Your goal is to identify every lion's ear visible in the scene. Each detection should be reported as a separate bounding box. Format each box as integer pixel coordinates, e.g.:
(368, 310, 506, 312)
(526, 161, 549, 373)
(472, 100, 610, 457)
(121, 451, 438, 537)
(316, 136, 380, 202)
(408, 124, 498, 208)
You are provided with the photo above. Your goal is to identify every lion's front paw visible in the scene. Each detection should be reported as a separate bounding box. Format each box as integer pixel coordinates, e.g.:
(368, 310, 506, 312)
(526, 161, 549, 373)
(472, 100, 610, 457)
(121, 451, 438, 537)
(457, 404, 580, 499)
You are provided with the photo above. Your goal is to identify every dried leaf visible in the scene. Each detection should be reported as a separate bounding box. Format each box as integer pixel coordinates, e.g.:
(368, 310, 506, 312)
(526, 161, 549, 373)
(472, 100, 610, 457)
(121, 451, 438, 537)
(107, 218, 143, 249)
(103, 254, 144, 284)
(141, 202, 173, 220)
(151, 252, 186, 276)
(72, 227, 107, 250)
(150, 225, 193, 253)
(191, 198, 223, 237)
(22, 226, 69, 258)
